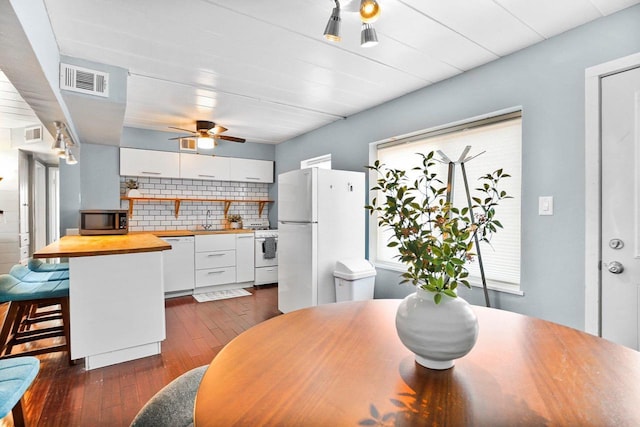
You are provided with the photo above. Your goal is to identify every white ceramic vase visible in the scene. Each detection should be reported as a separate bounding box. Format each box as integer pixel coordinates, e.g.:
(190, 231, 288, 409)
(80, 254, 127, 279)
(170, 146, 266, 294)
(395, 287, 479, 370)
(126, 189, 142, 197)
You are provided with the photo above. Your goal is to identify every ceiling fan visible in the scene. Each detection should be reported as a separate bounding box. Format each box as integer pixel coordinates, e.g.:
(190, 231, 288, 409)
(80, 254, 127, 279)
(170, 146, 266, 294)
(169, 120, 245, 149)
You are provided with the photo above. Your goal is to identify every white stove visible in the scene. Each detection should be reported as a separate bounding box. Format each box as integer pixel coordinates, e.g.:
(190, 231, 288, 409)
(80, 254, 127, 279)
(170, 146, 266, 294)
(245, 219, 278, 285)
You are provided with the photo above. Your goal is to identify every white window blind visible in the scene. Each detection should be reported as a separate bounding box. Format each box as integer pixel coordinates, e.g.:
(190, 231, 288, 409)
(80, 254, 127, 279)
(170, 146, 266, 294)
(373, 114, 522, 287)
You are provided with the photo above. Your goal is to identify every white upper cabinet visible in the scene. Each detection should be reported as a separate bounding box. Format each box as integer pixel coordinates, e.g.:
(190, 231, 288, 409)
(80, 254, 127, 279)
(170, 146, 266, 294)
(228, 158, 274, 183)
(120, 148, 180, 178)
(180, 153, 230, 181)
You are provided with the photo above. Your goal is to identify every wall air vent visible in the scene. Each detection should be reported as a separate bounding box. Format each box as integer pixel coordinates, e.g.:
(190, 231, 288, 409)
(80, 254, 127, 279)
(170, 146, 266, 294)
(24, 125, 43, 143)
(179, 138, 197, 152)
(60, 63, 109, 97)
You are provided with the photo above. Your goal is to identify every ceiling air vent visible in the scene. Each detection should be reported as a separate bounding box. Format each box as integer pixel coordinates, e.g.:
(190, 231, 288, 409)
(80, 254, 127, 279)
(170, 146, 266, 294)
(60, 63, 109, 97)
(24, 125, 43, 143)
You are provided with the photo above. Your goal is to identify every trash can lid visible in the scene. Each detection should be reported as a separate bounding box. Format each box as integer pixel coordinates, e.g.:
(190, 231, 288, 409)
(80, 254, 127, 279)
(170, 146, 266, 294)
(333, 259, 377, 280)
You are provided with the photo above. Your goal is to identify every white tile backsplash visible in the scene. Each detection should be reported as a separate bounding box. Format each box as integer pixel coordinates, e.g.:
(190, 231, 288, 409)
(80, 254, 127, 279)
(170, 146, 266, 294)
(120, 176, 269, 231)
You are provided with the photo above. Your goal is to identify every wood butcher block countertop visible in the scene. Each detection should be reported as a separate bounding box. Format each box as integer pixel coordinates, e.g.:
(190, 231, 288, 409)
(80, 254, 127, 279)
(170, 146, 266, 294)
(130, 229, 254, 237)
(33, 234, 172, 258)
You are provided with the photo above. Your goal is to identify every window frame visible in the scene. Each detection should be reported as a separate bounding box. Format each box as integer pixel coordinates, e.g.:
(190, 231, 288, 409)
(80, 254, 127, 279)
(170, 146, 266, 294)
(367, 108, 524, 296)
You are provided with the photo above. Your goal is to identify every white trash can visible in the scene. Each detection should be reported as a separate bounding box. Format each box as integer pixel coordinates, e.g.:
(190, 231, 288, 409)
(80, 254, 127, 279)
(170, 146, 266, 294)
(334, 259, 377, 302)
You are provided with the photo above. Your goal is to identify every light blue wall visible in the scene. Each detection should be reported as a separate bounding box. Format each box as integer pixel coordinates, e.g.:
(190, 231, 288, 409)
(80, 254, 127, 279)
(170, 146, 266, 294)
(274, 5, 640, 329)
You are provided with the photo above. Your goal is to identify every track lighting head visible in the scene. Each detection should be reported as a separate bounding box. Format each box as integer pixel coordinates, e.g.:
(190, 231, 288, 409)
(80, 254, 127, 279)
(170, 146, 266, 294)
(323, 1, 342, 42)
(360, 0, 380, 23)
(361, 23, 378, 47)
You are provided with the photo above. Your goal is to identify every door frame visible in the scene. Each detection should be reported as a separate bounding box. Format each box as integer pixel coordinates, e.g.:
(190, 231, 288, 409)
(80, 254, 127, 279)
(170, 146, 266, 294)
(585, 52, 640, 336)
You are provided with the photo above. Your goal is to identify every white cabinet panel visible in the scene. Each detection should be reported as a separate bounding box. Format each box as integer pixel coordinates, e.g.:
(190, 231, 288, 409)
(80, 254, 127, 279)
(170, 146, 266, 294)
(120, 148, 180, 178)
(195, 250, 235, 269)
(196, 267, 236, 288)
(180, 153, 230, 181)
(236, 234, 255, 283)
(195, 234, 236, 252)
(228, 158, 274, 183)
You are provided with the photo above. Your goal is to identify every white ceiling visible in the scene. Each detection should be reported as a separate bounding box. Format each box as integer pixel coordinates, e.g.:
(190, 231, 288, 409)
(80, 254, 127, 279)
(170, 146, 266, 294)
(14, 0, 640, 144)
(0, 70, 40, 129)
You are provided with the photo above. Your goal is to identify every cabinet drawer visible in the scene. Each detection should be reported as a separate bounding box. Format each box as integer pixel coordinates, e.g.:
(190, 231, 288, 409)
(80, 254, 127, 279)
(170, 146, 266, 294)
(195, 267, 236, 288)
(19, 246, 29, 262)
(195, 234, 236, 252)
(195, 250, 235, 269)
(256, 267, 278, 285)
(19, 233, 29, 247)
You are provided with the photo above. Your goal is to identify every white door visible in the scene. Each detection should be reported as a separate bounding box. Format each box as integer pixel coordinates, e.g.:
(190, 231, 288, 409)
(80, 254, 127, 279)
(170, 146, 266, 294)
(33, 161, 47, 251)
(601, 66, 640, 350)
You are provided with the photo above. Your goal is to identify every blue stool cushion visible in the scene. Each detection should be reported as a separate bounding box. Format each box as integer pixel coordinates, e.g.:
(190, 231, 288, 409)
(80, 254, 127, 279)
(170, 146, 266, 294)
(9, 265, 69, 282)
(0, 274, 69, 303)
(0, 356, 40, 418)
(27, 259, 69, 272)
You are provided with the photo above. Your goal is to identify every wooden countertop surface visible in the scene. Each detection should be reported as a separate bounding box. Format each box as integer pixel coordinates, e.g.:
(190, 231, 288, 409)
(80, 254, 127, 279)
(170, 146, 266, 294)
(130, 229, 254, 237)
(33, 234, 171, 258)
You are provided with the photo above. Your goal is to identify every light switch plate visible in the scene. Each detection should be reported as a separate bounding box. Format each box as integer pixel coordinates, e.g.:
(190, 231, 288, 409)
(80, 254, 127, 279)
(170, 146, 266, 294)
(538, 196, 553, 215)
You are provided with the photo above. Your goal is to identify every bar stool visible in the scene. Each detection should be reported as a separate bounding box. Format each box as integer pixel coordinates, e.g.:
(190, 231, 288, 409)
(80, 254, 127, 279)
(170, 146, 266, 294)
(27, 259, 69, 272)
(0, 356, 39, 427)
(0, 274, 71, 363)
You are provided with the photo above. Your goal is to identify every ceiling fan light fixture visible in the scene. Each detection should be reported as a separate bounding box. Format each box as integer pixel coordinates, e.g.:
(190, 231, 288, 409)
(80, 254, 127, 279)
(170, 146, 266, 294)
(197, 136, 215, 150)
(359, 0, 380, 23)
(323, 1, 342, 42)
(361, 23, 378, 47)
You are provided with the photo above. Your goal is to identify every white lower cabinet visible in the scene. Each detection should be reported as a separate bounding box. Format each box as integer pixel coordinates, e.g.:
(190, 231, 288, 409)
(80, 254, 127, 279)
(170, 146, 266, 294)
(194, 232, 254, 290)
(236, 234, 255, 283)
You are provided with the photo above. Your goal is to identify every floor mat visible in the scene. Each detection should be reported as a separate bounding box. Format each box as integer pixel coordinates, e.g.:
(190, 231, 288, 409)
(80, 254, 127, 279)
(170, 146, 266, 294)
(193, 289, 251, 302)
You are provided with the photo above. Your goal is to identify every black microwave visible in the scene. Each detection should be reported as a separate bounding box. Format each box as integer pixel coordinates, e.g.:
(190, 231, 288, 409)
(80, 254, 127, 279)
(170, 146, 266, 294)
(79, 210, 128, 235)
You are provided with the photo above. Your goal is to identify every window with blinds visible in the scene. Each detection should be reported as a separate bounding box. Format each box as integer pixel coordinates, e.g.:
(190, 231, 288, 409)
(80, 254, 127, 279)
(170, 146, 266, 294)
(372, 112, 522, 290)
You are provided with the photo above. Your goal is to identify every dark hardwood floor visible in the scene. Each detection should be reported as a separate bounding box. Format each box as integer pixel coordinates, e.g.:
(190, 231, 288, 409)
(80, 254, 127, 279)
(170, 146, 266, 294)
(0, 285, 280, 427)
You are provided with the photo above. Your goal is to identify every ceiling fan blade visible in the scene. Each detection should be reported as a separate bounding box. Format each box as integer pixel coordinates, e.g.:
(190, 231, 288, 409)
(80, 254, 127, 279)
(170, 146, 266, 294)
(169, 126, 196, 133)
(207, 125, 228, 135)
(217, 135, 246, 143)
(168, 135, 195, 140)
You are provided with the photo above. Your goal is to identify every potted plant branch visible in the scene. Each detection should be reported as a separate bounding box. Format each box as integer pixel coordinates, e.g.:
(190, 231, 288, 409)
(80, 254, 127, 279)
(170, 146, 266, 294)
(365, 151, 511, 369)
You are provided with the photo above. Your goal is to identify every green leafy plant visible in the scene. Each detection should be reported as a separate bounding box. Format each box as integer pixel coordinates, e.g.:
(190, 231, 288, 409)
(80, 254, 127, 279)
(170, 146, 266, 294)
(227, 214, 242, 223)
(365, 151, 511, 304)
(125, 179, 139, 189)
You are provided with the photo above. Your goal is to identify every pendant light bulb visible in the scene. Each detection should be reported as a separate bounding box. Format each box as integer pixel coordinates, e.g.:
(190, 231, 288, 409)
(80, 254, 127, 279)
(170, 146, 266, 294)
(323, 1, 342, 42)
(360, 0, 380, 23)
(65, 148, 78, 165)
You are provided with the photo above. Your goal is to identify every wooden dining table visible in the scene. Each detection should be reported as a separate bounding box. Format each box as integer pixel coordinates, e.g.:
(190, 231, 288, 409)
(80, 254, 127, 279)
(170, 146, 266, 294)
(194, 299, 640, 426)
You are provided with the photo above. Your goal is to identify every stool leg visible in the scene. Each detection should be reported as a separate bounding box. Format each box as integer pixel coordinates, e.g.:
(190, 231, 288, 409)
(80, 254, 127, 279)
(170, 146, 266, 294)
(0, 302, 20, 356)
(60, 297, 72, 365)
(12, 399, 26, 427)
(6, 303, 29, 356)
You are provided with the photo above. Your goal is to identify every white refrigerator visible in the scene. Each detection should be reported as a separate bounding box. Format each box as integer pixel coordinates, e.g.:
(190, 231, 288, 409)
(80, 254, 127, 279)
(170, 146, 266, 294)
(278, 168, 365, 313)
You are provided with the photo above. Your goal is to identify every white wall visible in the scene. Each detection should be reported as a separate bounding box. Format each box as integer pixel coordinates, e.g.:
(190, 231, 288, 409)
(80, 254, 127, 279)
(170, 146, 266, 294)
(0, 129, 20, 273)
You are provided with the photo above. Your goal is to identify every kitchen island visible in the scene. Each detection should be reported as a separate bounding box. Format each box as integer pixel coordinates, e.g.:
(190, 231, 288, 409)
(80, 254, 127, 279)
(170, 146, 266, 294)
(34, 234, 171, 370)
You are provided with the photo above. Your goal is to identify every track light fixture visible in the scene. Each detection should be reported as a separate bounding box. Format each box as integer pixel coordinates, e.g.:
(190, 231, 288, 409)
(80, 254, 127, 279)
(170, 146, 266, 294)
(323, 0, 342, 42)
(359, 0, 380, 23)
(52, 121, 79, 165)
(323, 0, 380, 47)
(361, 23, 378, 47)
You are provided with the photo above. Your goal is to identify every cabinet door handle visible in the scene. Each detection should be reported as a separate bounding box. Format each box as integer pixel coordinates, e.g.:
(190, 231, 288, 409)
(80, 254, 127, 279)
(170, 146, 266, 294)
(198, 174, 217, 178)
(141, 171, 161, 175)
(207, 271, 224, 274)
(245, 177, 260, 180)
(237, 235, 253, 239)
(207, 253, 225, 257)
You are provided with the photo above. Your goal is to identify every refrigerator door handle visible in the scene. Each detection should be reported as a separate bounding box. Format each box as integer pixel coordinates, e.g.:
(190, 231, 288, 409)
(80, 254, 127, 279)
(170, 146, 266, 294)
(279, 221, 317, 224)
